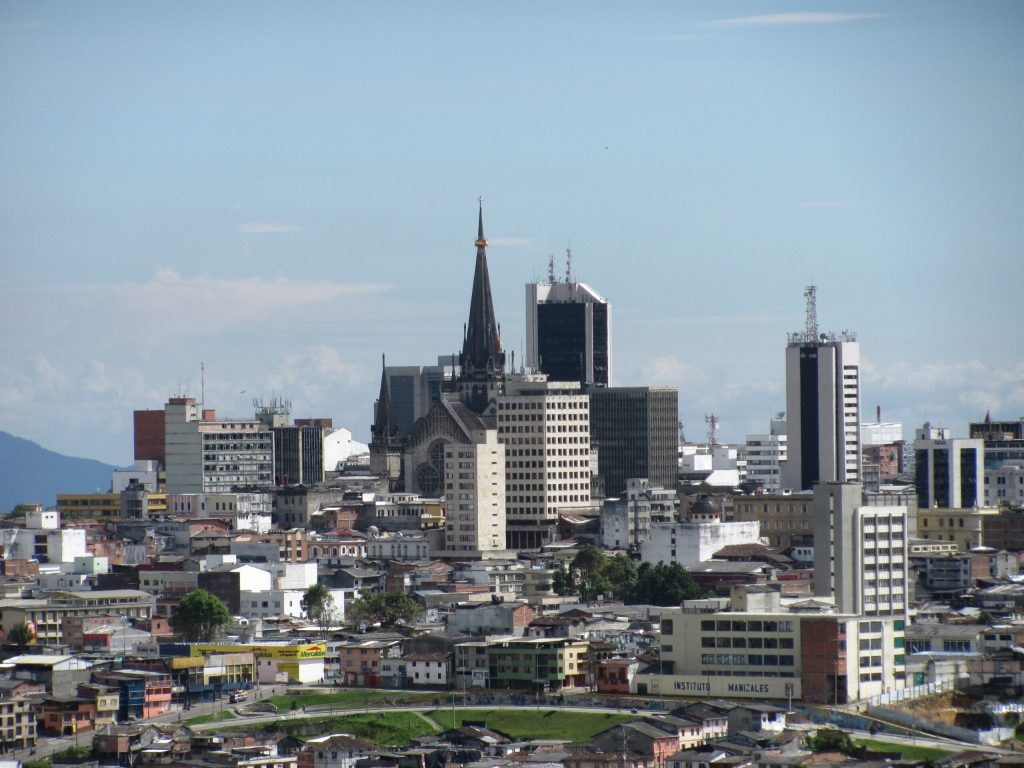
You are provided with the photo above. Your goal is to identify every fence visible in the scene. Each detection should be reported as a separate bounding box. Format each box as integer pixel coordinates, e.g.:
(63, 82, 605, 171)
(863, 677, 957, 707)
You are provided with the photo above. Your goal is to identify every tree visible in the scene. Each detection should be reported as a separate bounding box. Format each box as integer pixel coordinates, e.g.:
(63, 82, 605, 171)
(629, 562, 702, 606)
(604, 555, 639, 602)
(977, 611, 996, 626)
(301, 583, 338, 639)
(552, 566, 575, 596)
(570, 545, 613, 602)
(170, 589, 230, 642)
(347, 590, 423, 627)
(5, 621, 33, 646)
(805, 729, 856, 755)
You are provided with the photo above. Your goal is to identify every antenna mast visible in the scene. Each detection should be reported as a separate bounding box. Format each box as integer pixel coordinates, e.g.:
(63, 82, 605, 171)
(705, 413, 720, 448)
(565, 247, 573, 284)
(547, 255, 556, 283)
(804, 285, 818, 341)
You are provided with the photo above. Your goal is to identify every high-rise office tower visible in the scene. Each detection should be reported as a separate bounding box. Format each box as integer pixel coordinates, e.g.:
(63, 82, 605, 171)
(913, 423, 984, 509)
(588, 386, 678, 498)
(525, 252, 611, 386)
(384, 359, 458, 439)
(498, 374, 592, 549)
(164, 397, 273, 494)
(813, 482, 909, 620)
(781, 286, 861, 491)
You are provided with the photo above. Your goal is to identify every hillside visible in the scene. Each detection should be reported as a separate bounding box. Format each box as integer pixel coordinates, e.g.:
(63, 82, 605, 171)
(0, 431, 118, 512)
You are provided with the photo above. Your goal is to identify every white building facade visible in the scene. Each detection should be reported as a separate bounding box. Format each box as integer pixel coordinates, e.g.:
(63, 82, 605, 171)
(498, 375, 593, 550)
(443, 429, 506, 556)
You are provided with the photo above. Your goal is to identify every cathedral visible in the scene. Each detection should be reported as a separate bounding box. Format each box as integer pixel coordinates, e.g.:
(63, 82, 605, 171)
(369, 204, 507, 496)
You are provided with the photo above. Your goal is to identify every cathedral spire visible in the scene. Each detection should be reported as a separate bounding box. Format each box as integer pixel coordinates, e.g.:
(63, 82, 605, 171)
(461, 201, 505, 384)
(371, 353, 396, 440)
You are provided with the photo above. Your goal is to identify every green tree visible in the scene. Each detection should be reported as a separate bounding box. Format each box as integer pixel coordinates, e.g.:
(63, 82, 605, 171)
(348, 591, 423, 627)
(977, 611, 996, 626)
(552, 565, 575, 596)
(805, 729, 856, 755)
(629, 562, 702, 606)
(301, 583, 338, 639)
(603, 555, 639, 601)
(5, 621, 33, 645)
(571, 545, 611, 602)
(170, 589, 230, 641)
(6, 503, 36, 519)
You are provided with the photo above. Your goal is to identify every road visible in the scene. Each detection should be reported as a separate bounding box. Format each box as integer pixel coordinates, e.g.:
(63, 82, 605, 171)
(17, 691, 1012, 762)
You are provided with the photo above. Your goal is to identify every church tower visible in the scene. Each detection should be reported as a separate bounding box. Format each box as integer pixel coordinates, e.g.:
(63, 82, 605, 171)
(457, 202, 506, 414)
(369, 355, 403, 490)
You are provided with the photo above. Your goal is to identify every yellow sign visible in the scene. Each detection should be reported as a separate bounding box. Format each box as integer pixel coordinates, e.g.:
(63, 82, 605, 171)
(190, 643, 326, 660)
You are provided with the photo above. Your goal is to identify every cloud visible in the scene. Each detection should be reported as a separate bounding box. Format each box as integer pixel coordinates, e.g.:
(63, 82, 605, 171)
(27, 269, 392, 339)
(238, 222, 304, 234)
(706, 12, 884, 27)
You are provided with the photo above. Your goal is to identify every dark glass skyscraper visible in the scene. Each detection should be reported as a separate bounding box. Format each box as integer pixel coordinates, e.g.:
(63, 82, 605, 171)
(526, 279, 611, 386)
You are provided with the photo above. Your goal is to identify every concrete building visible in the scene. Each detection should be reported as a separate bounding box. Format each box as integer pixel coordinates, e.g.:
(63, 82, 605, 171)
(112, 460, 162, 493)
(781, 287, 860, 491)
(970, 416, 1024, 470)
(985, 462, 1024, 507)
(384, 360, 458, 439)
(0, 590, 154, 646)
(640, 520, 763, 568)
(813, 483, 908, 619)
(498, 375, 593, 549)
(740, 416, 787, 493)
(733, 492, 814, 549)
(913, 423, 984, 510)
(644, 588, 906, 704)
(600, 478, 677, 551)
(442, 430, 506, 557)
(916, 506, 997, 550)
(163, 397, 273, 493)
(0, 512, 86, 564)
(589, 386, 679, 498)
(525, 268, 612, 387)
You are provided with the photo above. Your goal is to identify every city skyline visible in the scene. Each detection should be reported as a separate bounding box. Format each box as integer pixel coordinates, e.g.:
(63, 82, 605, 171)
(2, 2, 1022, 465)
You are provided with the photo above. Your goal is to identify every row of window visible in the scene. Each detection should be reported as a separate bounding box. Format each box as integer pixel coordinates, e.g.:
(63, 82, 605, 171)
(700, 653, 795, 666)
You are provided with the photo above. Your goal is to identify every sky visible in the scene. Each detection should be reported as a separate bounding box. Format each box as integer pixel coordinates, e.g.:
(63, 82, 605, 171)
(1, 1, 1023, 466)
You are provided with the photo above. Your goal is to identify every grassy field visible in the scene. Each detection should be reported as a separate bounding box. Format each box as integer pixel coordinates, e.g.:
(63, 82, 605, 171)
(854, 737, 953, 762)
(426, 708, 634, 743)
(184, 710, 238, 725)
(223, 712, 435, 747)
(265, 690, 435, 711)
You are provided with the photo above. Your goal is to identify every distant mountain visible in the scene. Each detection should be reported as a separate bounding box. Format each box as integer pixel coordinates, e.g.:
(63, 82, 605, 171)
(0, 431, 118, 512)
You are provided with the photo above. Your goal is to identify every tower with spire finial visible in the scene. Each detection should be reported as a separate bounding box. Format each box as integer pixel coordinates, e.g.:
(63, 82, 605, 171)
(457, 200, 507, 414)
(369, 354, 404, 490)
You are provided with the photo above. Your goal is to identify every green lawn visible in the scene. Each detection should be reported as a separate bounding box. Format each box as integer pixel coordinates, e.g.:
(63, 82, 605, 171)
(184, 710, 238, 725)
(854, 737, 953, 762)
(224, 712, 435, 747)
(426, 708, 634, 743)
(265, 689, 435, 711)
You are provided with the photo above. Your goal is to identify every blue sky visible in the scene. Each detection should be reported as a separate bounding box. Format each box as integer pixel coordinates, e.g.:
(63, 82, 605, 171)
(1, 1, 1022, 465)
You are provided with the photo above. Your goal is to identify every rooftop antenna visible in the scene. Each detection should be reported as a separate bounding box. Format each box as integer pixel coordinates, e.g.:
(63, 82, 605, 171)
(547, 254, 556, 283)
(565, 246, 573, 284)
(705, 413, 720, 448)
(678, 420, 686, 445)
(804, 285, 818, 342)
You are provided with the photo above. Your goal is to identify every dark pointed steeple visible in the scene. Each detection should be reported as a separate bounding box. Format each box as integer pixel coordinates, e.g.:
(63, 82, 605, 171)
(461, 200, 505, 383)
(371, 354, 397, 441)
